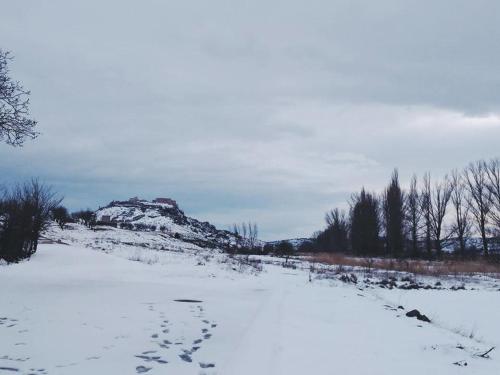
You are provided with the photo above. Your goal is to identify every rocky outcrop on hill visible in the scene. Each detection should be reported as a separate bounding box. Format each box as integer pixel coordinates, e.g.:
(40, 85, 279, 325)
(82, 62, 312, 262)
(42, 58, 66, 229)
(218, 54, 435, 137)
(95, 198, 237, 249)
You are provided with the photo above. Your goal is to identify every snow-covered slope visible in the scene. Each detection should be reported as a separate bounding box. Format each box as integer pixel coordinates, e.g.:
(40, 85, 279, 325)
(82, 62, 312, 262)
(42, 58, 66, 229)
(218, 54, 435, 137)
(44, 222, 205, 254)
(94, 198, 237, 249)
(1, 243, 499, 375)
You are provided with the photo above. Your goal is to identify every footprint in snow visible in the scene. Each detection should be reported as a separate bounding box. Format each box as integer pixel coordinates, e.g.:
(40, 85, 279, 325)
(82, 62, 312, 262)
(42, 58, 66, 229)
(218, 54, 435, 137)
(135, 354, 168, 364)
(0, 367, 19, 372)
(136, 365, 152, 373)
(143, 304, 218, 370)
(179, 353, 192, 363)
(199, 362, 215, 368)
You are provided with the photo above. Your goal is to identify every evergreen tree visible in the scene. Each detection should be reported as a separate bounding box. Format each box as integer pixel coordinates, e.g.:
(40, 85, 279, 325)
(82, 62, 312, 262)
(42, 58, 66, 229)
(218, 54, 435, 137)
(350, 188, 380, 255)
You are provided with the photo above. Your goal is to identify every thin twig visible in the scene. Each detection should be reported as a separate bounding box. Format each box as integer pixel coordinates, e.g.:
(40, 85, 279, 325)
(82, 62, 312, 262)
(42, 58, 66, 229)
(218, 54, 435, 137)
(477, 347, 495, 358)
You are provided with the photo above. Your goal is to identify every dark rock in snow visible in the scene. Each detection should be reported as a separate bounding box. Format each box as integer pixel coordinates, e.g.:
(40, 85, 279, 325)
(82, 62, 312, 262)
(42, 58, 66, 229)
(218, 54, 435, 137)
(406, 309, 431, 323)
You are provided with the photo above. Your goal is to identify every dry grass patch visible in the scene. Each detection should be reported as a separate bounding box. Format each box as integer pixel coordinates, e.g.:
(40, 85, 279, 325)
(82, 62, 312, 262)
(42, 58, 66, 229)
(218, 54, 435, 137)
(307, 252, 500, 278)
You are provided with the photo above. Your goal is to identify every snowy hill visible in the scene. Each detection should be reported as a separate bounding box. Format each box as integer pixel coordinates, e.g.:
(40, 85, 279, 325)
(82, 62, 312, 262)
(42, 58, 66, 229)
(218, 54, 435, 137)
(94, 198, 238, 249)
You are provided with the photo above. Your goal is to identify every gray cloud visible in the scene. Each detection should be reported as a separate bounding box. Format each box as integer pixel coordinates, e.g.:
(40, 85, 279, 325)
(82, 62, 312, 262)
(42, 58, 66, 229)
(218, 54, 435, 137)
(1, 0, 500, 239)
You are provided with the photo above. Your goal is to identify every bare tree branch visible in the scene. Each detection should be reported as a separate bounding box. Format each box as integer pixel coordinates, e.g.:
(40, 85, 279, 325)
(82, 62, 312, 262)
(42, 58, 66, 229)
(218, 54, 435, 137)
(0, 49, 38, 146)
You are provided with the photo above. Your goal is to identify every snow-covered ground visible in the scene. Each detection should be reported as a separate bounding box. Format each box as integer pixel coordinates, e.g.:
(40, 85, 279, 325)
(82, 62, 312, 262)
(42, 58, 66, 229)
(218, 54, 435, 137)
(1, 232, 499, 374)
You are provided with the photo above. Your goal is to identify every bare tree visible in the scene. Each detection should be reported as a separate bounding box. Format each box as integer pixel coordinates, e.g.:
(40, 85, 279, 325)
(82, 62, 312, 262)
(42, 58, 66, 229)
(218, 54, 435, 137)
(51, 205, 70, 230)
(429, 175, 452, 257)
(241, 222, 248, 240)
(23, 179, 62, 252)
(72, 209, 96, 229)
(320, 208, 349, 252)
(406, 174, 421, 257)
(450, 170, 471, 256)
(232, 222, 259, 250)
(251, 222, 258, 248)
(421, 172, 433, 257)
(383, 169, 405, 257)
(464, 160, 491, 255)
(484, 158, 500, 233)
(0, 179, 60, 262)
(0, 50, 37, 146)
(247, 222, 259, 249)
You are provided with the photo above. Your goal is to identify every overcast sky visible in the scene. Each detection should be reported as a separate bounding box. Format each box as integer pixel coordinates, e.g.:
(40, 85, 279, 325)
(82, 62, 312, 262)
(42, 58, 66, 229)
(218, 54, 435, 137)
(1, 0, 500, 240)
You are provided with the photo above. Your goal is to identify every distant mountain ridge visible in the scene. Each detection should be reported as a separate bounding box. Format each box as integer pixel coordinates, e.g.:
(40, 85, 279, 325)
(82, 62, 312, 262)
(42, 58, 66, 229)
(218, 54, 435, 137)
(95, 197, 237, 249)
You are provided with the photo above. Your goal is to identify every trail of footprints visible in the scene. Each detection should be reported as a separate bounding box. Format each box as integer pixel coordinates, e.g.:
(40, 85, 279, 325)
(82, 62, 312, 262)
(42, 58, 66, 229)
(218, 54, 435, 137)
(1, 316, 105, 374)
(2, 303, 217, 375)
(134, 303, 217, 373)
(0, 317, 47, 375)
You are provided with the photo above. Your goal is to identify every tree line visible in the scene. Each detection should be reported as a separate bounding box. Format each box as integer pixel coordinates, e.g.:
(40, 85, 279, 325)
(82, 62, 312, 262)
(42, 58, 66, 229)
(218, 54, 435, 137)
(313, 159, 500, 259)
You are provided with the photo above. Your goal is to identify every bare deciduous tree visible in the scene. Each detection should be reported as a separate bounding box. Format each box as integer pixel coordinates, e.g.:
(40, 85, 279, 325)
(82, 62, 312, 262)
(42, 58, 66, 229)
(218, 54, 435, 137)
(382, 169, 405, 257)
(248, 222, 258, 249)
(429, 175, 452, 256)
(242, 222, 248, 240)
(484, 158, 500, 233)
(406, 174, 421, 257)
(72, 209, 96, 229)
(232, 221, 259, 250)
(320, 208, 349, 252)
(464, 160, 491, 255)
(450, 170, 471, 256)
(24, 179, 61, 251)
(0, 50, 37, 146)
(421, 172, 433, 257)
(0, 179, 60, 262)
(51, 205, 70, 230)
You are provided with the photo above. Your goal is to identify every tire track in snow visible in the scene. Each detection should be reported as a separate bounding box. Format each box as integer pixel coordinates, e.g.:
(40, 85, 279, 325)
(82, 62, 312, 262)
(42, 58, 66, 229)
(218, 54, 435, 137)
(222, 271, 289, 375)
